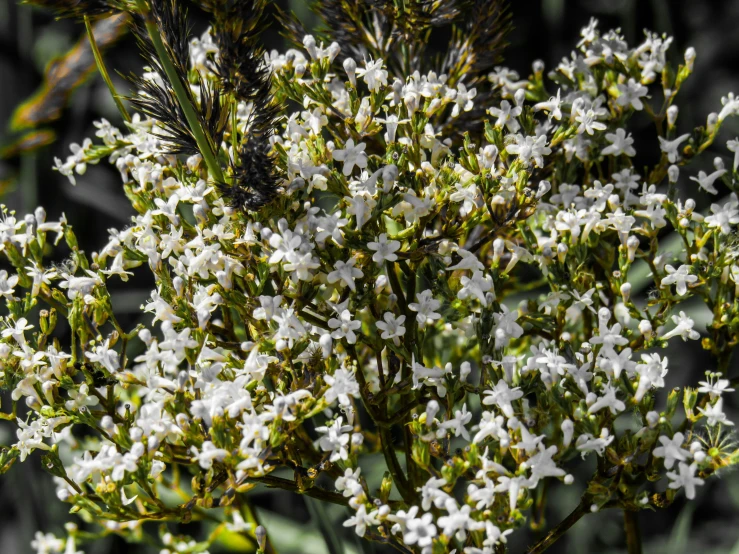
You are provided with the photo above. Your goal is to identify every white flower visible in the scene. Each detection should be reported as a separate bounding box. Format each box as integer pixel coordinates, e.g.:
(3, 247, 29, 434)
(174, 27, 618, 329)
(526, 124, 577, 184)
(0, 269, 19, 299)
(376, 312, 406, 345)
(447, 248, 484, 271)
(615, 78, 648, 110)
(661, 311, 700, 341)
(705, 199, 739, 234)
(31, 532, 64, 554)
(85, 338, 120, 373)
(324, 367, 360, 408)
(449, 182, 480, 216)
(601, 128, 636, 156)
(482, 379, 523, 417)
(495, 475, 531, 513)
(403, 512, 437, 547)
(356, 57, 388, 91)
(492, 306, 523, 349)
(408, 290, 442, 328)
(226, 510, 253, 533)
(315, 417, 354, 462)
(345, 194, 375, 231)
(191, 441, 228, 469)
(698, 398, 734, 426)
(343, 504, 380, 537)
(328, 310, 362, 344)
(727, 138, 739, 171)
(283, 251, 320, 281)
(718, 92, 739, 122)
(634, 353, 669, 401)
(332, 139, 368, 176)
(457, 270, 494, 306)
(533, 89, 562, 120)
(690, 169, 726, 195)
(367, 234, 400, 264)
(451, 83, 477, 117)
(418, 477, 451, 511)
(488, 100, 522, 132)
(439, 403, 472, 440)
(658, 133, 690, 163)
(574, 107, 607, 135)
(65, 383, 100, 411)
(438, 499, 482, 541)
(587, 383, 625, 415)
(666, 462, 704, 499)
(660, 264, 698, 296)
(575, 428, 614, 457)
(376, 113, 409, 143)
(327, 258, 364, 292)
(652, 432, 690, 469)
(697, 372, 735, 399)
(505, 134, 551, 167)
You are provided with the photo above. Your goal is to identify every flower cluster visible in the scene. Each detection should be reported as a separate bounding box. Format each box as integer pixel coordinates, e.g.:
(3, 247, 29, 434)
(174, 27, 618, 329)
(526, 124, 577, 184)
(3, 2, 739, 554)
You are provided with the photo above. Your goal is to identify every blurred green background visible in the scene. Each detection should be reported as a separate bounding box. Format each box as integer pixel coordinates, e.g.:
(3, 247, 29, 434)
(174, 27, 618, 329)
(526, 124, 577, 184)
(1, 0, 739, 552)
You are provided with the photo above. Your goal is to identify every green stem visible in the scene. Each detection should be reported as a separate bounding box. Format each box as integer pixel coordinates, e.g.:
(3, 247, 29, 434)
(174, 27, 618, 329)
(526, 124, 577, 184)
(84, 15, 131, 123)
(526, 499, 589, 554)
(624, 510, 642, 554)
(136, 0, 225, 183)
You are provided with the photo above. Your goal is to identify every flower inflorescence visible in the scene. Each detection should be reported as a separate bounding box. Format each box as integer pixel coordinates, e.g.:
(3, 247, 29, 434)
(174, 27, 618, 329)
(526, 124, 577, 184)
(3, 3, 739, 554)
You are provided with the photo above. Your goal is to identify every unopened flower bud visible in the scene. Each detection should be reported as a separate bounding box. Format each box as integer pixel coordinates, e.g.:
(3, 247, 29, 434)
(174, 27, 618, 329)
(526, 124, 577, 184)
(405, 94, 419, 115)
(319, 333, 333, 358)
(707, 112, 718, 132)
(714, 156, 725, 171)
(173, 276, 184, 296)
(667, 105, 678, 127)
(460, 361, 471, 382)
(638, 319, 652, 337)
(302, 35, 317, 59)
(684, 46, 696, 70)
(561, 419, 574, 447)
(667, 164, 679, 184)
(620, 282, 631, 303)
(327, 42, 340, 62)
(425, 400, 440, 425)
(492, 238, 505, 263)
(101, 415, 115, 432)
(532, 59, 545, 74)
(557, 242, 568, 263)
(564, 474, 574, 485)
(138, 328, 152, 346)
(176, 413, 190, 431)
(626, 235, 639, 262)
(514, 88, 526, 107)
(256, 525, 267, 551)
(294, 64, 306, 78)
(343, 57, 357, 86)
(537, 180, 551, 198)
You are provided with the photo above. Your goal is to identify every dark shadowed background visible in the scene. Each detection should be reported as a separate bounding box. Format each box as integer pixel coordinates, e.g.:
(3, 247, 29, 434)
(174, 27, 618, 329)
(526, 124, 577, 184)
(1, 0, 739, 552)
